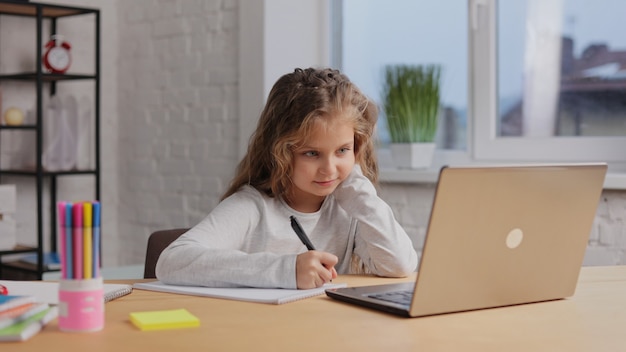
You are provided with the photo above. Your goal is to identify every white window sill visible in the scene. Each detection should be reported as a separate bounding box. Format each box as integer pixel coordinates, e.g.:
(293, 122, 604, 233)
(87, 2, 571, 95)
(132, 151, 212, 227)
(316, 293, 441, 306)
(377, 148, 626, 190)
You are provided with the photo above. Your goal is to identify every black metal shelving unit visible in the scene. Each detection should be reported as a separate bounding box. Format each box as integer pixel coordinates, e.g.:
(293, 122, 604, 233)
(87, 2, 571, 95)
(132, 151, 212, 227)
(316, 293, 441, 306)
(0, 1, 100, 279)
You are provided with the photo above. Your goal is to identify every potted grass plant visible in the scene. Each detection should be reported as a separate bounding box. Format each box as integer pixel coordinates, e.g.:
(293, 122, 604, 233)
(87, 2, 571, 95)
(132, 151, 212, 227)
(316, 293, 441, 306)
(382, 64, 441, 168)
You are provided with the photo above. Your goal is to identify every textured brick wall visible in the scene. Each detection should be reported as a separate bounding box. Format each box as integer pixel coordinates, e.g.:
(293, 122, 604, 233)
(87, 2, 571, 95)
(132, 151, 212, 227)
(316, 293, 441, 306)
(2, 0, 624, 268)
(379, 183, 626, 266)
(589, 191, 626, 264)
(116, 0, 239, 265)
(115, 0, 626, 267)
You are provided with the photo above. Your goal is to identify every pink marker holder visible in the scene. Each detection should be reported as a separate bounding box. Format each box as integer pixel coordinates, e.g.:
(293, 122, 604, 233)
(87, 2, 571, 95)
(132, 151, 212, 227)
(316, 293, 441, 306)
(58, 277, 104, 332)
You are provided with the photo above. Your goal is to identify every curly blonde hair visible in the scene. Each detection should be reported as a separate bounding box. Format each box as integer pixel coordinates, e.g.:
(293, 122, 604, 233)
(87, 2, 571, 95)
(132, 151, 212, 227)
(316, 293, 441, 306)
(222, 67, 379, 200)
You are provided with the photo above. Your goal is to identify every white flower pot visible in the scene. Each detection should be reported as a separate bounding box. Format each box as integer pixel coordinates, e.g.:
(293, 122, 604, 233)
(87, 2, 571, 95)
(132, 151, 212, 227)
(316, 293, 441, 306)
(390, 143, 435, 169)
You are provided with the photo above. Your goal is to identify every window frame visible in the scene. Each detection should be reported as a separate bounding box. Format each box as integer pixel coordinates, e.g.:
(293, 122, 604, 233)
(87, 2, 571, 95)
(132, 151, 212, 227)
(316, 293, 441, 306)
(470, 0, 626, 164)
(240, 0, 626, 189)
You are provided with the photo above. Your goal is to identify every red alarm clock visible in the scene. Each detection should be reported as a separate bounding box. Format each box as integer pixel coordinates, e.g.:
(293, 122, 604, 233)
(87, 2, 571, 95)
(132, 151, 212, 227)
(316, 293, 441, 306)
(43, 36, 72, 74)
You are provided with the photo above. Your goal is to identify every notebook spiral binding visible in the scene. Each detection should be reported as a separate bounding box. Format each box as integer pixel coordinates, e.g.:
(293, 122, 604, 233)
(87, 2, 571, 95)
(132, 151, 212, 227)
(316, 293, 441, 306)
(104, 286, 133, 303)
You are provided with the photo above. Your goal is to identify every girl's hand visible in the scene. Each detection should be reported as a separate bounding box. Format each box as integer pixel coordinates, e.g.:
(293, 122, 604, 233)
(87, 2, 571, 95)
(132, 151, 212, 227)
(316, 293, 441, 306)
(295, 251, 338, 289)
(333, 165, 377, 210)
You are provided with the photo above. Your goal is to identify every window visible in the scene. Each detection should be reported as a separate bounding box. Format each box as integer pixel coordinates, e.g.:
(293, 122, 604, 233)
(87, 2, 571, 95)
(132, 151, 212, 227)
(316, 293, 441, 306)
(472, 0, 626, 165)
(336, 0, 468, 151)
(336, 0, 626, 169)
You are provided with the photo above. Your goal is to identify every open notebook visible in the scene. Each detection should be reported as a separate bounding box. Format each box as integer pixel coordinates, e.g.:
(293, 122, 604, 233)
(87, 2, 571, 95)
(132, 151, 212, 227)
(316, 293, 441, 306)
(134, 281, 346, 305)
(0, 280, 132, 304)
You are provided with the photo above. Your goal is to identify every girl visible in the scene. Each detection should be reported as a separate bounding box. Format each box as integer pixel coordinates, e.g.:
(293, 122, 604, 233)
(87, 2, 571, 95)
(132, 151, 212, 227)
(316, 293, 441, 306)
(156, 67, 418, 289)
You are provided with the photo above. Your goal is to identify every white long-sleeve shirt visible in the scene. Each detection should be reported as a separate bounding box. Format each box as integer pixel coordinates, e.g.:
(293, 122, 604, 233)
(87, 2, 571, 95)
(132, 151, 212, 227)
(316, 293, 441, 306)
(155, 167, 418, 289)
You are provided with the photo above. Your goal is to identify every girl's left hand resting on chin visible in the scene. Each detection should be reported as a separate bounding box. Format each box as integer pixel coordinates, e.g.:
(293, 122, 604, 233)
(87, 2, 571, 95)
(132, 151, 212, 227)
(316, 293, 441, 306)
(333, 165, 377, 211)
(295, 250, 338, 289)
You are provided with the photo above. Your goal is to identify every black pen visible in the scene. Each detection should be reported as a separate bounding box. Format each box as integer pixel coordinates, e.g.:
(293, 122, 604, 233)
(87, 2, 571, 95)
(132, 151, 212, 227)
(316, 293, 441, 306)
(289, 216, 316, 250)
(290, 215, 334, 282)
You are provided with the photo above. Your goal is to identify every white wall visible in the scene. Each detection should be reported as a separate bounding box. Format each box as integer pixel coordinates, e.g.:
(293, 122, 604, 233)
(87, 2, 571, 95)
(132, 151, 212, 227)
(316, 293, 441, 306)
(239, 0, 331, 156)
(2, 0, 625, 269)
(115, 0, 240, 264)
(380, 183, 626, 266)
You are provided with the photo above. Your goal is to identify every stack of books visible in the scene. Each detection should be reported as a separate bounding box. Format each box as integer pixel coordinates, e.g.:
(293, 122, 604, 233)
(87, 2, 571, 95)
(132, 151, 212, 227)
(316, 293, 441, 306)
(0, 294, 58, 342)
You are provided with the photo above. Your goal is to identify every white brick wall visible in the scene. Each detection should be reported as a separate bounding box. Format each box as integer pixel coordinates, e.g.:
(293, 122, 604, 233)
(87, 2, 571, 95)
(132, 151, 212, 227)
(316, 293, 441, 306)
(380, 183, 626, 266)
(2, 0, 625, 269)
(116, 0, 626, 268)
(116, 0, 238, 265)
(587, 191, 626, 264)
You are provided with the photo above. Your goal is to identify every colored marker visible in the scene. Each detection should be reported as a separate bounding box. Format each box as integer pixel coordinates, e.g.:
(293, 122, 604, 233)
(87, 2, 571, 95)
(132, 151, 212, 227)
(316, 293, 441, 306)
(83, 202, 93, 279)
(57, 202, 67, 279)
(72, 203, 84, 279)
(65, 202, 73, 279)
(92, 201, 101, 278)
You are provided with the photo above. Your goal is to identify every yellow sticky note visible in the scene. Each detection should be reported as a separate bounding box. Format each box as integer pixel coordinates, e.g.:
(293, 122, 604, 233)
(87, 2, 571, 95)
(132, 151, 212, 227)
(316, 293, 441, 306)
(129, 309, 200, 331)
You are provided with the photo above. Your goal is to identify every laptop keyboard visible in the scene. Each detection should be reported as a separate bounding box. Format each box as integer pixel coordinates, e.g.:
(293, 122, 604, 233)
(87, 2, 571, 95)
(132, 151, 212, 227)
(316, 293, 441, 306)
(368, 289, 413, 307)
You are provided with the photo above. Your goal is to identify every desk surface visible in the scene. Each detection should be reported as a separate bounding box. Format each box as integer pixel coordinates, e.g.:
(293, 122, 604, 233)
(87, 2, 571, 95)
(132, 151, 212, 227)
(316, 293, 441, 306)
(7, 266, 626, 351)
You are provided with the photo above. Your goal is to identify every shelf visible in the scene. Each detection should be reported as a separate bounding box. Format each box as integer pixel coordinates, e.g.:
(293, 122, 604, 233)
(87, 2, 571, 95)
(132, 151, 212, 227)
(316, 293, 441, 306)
(1, 259, 59, 274)
(0, 1, 96, 18)
(0, 0, 100, 280)
(0, 168, 97, 176)
(0, 124, 36, 130)
(0, 72, 96, 81)
(0, 244, 36, 256)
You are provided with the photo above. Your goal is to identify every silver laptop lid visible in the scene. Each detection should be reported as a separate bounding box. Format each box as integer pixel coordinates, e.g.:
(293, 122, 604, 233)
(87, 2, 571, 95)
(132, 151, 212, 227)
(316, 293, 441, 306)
(410, 163, 607, 317)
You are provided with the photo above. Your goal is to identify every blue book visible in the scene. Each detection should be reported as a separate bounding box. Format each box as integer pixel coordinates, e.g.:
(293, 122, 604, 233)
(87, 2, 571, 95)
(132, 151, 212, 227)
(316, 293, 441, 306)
(0, 295, 36, 313)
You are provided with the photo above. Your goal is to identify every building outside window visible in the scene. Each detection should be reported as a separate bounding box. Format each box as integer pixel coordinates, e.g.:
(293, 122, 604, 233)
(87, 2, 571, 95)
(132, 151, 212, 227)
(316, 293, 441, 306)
(337, 0, 626, 168)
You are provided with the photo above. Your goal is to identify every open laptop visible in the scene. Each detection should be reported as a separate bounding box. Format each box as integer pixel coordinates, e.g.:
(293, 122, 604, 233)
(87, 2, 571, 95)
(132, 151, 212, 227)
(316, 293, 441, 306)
(326, 163, 607, 317)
